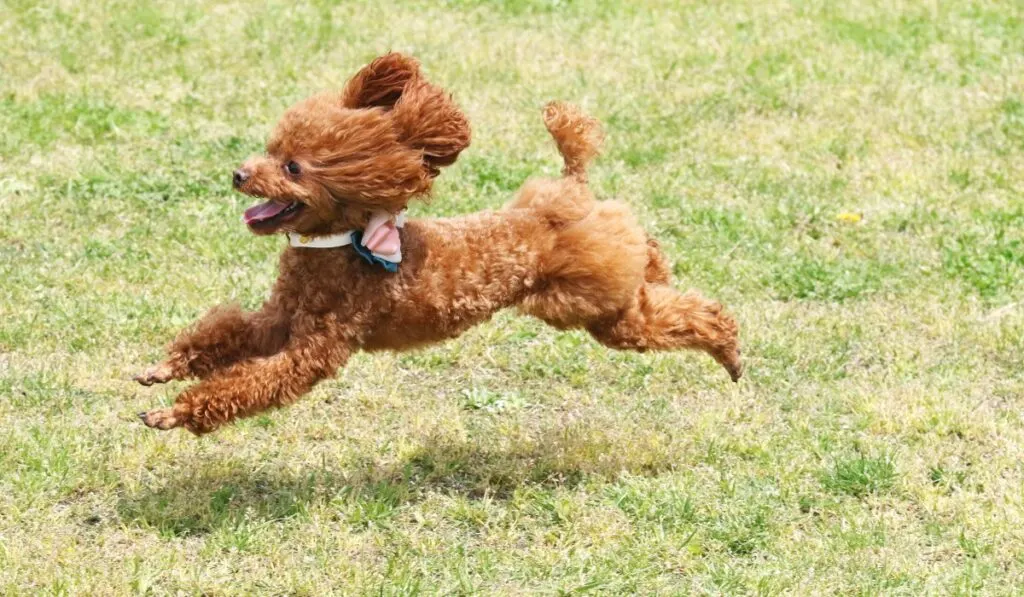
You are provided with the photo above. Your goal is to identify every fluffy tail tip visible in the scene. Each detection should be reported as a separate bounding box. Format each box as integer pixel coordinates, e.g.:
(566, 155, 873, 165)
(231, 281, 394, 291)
(543, 101, 604, 181)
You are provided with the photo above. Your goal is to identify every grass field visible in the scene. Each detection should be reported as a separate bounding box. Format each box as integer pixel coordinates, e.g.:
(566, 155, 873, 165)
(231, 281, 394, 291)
(1, 0, 1023, 593)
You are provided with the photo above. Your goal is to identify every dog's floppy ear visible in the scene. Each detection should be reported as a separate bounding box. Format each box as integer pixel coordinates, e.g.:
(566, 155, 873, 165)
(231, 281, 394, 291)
(390, 80, 472, 177)
(343, 52, 471, 178)
(342, 52, 421, 111)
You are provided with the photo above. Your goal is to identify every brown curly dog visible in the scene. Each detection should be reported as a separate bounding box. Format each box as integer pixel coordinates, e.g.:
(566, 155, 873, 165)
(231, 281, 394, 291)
(135, 53, 742, 434)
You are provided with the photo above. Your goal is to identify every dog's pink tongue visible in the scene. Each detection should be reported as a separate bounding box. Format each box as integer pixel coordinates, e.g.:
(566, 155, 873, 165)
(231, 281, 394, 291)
(243, 201, 288, 224)
(362, 213, 401, 255)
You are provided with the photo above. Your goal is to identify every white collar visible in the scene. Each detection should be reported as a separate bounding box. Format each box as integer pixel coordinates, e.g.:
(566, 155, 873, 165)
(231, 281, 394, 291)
(287, 230, 355, 248)
(286, 211, 407, 263)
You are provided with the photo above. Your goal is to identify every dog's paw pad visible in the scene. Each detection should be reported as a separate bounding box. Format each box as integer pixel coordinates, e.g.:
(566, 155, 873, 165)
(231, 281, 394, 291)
(139, 408, 181, 430)
(134, 364, 174, 386)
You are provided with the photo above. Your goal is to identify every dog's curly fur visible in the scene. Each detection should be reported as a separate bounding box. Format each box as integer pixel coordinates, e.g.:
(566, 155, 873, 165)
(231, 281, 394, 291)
(136, 53, 743, 434)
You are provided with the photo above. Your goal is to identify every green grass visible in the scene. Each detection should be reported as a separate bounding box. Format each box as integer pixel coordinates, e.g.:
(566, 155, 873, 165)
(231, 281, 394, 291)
(2, 0, 1024, 593)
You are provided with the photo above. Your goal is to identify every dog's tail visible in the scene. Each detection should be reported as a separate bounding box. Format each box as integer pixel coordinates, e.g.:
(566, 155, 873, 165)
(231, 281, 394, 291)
(543, 102, 603, 182)
(503, 102, 604, 222)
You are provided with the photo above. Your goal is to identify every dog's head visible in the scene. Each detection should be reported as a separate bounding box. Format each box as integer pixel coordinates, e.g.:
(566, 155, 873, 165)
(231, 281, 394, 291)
(233, 53, 471, 235)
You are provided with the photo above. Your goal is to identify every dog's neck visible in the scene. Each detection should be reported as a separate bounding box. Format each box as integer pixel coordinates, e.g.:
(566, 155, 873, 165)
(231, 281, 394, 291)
(285, 210, 406, 272)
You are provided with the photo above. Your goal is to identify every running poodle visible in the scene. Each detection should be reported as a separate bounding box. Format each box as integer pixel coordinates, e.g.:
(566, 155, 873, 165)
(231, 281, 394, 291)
(136, 53, 742, 434)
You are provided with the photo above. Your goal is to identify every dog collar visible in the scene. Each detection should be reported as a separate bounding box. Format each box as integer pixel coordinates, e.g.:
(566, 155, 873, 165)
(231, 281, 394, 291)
(287, 211, 406, 272)
(287, 231, 355, 249)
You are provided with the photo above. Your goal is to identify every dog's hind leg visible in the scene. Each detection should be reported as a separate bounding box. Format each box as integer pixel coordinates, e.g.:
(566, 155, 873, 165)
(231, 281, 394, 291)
(587, 284, 743, 381)
(134, 303, 290, 385)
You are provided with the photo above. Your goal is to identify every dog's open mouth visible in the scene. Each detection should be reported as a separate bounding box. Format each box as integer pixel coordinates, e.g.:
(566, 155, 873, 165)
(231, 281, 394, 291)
(243, 200, 304, 232)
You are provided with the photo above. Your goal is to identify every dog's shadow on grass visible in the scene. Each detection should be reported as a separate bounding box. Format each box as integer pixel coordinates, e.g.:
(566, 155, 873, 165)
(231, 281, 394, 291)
(117, 424, 673, 537)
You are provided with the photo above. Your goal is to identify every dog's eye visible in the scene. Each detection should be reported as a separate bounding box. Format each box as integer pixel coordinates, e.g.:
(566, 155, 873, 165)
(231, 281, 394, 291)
(285, 161, 301, 175)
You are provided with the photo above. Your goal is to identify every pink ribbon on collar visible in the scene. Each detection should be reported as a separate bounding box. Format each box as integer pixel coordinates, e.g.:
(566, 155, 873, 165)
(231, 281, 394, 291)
(361, 211, 403, 263)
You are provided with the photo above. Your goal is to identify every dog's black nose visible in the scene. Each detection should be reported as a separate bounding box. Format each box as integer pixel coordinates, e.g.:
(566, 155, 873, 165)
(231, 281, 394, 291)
(233, 169, 249, 188)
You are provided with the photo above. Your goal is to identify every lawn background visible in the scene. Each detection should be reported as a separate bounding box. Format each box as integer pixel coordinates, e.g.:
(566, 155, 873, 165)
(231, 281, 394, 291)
(1, 0, 1023, 594)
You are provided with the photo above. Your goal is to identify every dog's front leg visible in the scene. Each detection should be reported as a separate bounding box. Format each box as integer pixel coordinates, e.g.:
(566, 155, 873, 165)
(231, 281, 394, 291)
(138, 330, 352, 434)
(134, 303, 290, 385)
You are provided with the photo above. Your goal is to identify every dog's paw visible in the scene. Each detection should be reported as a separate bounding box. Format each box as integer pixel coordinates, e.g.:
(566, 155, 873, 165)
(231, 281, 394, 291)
(138, 408, 181, 430)
(716, 346, 743, 383)
(726, 359, 743, 383)
(134, 363, 174, 386)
